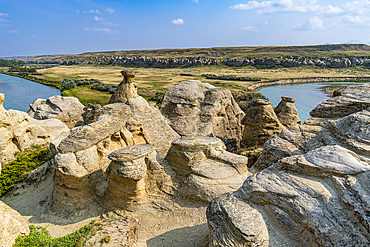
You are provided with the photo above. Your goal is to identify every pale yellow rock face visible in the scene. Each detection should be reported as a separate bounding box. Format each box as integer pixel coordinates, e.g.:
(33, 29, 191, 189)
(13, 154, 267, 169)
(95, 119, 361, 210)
(109, 70, 138, 104)
(0, 201, 29, 247)
(274, 96, 301, 128)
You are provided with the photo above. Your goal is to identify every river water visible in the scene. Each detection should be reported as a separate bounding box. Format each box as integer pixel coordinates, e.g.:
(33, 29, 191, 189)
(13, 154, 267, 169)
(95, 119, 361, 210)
(0, 73, 60, 112)
(258, 81, 370, 122)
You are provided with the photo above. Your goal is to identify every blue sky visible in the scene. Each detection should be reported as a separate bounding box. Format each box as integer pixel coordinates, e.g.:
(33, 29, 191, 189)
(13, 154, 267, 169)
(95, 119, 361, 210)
(1, 0, 370, 57)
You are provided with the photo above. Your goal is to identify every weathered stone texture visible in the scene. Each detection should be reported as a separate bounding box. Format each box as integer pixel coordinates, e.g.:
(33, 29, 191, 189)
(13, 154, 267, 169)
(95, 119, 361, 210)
(161, 80, 245, 150)
(109, 70, 138, 104)
(28, 95, 85, 129)
(0, 201, 29, 247)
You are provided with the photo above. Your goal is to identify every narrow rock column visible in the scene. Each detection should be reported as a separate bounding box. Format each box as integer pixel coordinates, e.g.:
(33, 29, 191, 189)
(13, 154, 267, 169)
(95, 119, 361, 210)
(241, 99, 284, 148)
(274, 96, 301, 128)
(109, 70, 137, 104)
(104, 144, 156, 209)
(0, 93, 7, 115)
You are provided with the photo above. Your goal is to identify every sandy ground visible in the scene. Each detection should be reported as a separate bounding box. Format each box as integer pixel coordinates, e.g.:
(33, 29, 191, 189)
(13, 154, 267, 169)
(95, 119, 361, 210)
(0, 162, 210, 246)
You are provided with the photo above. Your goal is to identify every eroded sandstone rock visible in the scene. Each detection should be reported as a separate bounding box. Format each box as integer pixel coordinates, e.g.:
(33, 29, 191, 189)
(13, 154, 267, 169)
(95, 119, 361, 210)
(241, 99, 285, 148)
(82, 103, 102, 125)
(161, 80, 245, 150)
(208, 145, 370, 246)
(165, 136, 250, 202)
(28, 95, 85, 129)
(104, 144, 169, 209)
(274, 96, 301, 128)
(0, 93, 69, 166)
(109, 70, 138, 104)
(0, 201, 29, 247)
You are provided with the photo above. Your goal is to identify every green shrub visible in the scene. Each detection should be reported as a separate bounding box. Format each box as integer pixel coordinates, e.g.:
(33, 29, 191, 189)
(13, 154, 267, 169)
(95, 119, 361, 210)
(0, 145, 51, 197)
(14, 220, 98, 247)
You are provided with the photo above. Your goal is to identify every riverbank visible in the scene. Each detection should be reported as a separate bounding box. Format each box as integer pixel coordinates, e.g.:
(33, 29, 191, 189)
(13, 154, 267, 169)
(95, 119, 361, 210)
(247, 76, 370, 91)
(0, 71, 61, 89)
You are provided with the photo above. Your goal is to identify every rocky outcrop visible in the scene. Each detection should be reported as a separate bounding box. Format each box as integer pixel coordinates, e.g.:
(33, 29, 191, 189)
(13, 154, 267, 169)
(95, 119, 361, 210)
(207, 84, 370, 246)
(165, 136, 250, 202)
(82, 103, 102, 125)
(109, 70, 138, 104)
(104, 144, 172, 210)
(28, 95, 85, 129)
(207, 145, 370, 246)
(161, 80, 245, 150)
(255, 84, 370, 171)
(274, 96, 301, 128)
(52, 103, 131, 211)
(0, 93, 69, 166)
(0, 201, 29, 247)
(241, 99, 285, 148)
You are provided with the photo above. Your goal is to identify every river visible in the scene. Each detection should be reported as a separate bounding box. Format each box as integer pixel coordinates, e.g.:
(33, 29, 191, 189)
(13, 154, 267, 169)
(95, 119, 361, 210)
(0, 73, 60, 112)
(257, 81, 370, 122)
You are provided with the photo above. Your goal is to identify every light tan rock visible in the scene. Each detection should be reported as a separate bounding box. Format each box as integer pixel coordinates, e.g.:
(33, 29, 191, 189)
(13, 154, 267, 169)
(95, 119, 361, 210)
(241, 99, 285, 148)
(28, 95, 85, 129)
(0, 201, 29, 247)
(274, 96, 301, 128)
(126, 96, 180, 157)
(0, 95, 69, 165)
(161, 80, 245, 150)
(109, 70, 138, 104)
(165, 136, 250, 202)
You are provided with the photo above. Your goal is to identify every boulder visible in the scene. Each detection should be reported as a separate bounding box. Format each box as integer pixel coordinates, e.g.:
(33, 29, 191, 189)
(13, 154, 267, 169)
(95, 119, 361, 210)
(0, 201, 29, 247)
(207, 145, 370, 246)
(165, 136, 250, 202)
(28, 95, 85, 129)
(241, 99, 285, 148)
(161, 80, 245, 150)
(274, 96, 301, 128)
(109, 70, 138, 104)
(0, 93, 69, 166)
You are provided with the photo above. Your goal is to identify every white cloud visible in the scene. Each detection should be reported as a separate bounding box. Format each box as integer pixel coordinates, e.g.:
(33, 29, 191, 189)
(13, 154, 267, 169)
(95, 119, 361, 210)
(0, 13, 10, 17)
(84, 27, 90, 31)
(230, 0, 341, 15)
(339, 15, 370, 25)
(346, 0, 370, 14)
(102, 22, 119, 26)
(91, 27, 119, 34)
(242, 26, 266, 32)
(93, 16, 105, 21)
(295, 16, 324, 31)
(106, 7, 115, 14)
(76, 10, 80, 13)
(6, 29, 19, 34)
(192, 0, 199, 3)
(172, 18, 185, 25)
(83, 10, 101, 14)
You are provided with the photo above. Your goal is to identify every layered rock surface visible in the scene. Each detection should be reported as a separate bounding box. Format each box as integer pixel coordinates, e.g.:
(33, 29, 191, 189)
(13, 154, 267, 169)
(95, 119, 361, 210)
(165, 136, 250, 202)
(0, 201, 29, 247)
(161, 80, 245, 149)
(28, 95, 85, 129)
(207, 84, 370, 246)
(0, 93, 69, 166)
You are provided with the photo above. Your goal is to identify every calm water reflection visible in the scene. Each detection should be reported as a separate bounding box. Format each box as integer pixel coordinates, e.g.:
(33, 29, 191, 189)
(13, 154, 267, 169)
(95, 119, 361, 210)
(0, 73, 60, 112)
(258, 81, 370, 122)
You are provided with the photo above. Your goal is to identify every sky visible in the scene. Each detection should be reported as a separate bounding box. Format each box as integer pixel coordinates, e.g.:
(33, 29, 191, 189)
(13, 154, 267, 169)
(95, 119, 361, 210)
(1, 0, 370, 57)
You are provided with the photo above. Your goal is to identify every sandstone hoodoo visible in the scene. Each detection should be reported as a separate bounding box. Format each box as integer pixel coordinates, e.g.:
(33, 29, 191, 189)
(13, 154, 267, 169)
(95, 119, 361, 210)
(207, 84, 370, 246)
(161, 80, 245, 150)
(28, 95, 85, 129)
(274, 96, 301, 128)
(165, 136, 250, 202)
(108, 70, 138, 104)
(241, 99, 284, 148)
